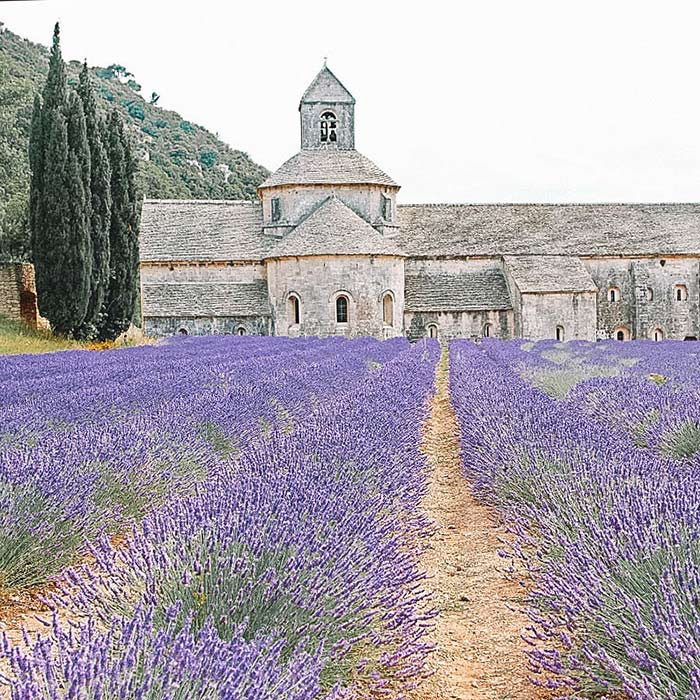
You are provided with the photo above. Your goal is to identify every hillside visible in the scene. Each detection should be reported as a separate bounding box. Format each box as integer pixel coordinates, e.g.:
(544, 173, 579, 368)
(0, 22, 269, 261)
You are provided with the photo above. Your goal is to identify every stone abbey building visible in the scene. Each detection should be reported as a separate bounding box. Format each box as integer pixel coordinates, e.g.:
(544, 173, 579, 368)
(140, 66, 700, 342)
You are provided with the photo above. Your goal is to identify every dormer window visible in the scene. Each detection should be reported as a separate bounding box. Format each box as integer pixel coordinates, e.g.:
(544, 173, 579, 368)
(271, 197, 281, 223)
(381, 194, 392, 222)
(320, 111, 337, 143)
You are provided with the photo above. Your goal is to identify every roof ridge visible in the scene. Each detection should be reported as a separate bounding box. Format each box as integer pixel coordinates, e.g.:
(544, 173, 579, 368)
(143, 199, 259, 205)
(398, 202, 700, 208)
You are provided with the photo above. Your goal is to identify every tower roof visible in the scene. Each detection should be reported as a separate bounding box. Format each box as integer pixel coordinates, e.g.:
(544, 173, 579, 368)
(258, 149, 398, 189)
(300, 65, 355, 107)
(266, 196, 405, 259)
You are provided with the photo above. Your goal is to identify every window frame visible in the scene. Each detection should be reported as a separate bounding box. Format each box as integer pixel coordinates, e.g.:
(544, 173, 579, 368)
(555, 325, 565, 342)
(270, 197, 281, 223)
(320, 110, 337, 143)
(335, 294, 349, 324)
(675, 284, 688, 302)
(426, 323, 438, 339)
(288, 293, 301, 325)
(382, 291, 394, 327)
(608, 286, 621, 303)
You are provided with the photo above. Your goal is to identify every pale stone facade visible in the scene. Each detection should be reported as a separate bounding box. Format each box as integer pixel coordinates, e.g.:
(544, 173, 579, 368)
(138, 66, 700, 342)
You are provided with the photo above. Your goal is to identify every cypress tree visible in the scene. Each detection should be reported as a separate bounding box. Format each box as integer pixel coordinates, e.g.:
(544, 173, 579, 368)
(100, 110, 140, 340)
(28, 94, 44, 254)
(76, 62, 112, 339)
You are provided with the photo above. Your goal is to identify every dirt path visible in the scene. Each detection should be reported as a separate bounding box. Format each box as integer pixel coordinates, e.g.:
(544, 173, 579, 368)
(415, 350, 548, 700)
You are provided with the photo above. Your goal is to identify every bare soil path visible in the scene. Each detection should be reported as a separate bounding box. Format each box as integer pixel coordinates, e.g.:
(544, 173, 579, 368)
(414, 351, 548, 700)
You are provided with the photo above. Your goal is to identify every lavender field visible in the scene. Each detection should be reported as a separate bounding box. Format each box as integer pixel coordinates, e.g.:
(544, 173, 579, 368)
(451, 339, 700, 699)
(0, 337, 440, 698)
(0, 335, 699, 700)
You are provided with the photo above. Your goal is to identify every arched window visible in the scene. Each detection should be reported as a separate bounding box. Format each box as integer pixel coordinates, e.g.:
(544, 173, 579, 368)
(426, 323, 438, 339)
(646, 287, 654, 302)
(653, 328, 664, 341)
(320, 111, 337, 143)
(675, 284, 688, 302)
(615, 327, 630, 341)
(555, 325, 565, 342)
(236, 326, 246, 336)
(288, 294, 300, 325)
(608, 287, 621, 303)
(382, 292, 394, 326)
(178, 328, 188, 335)
(336, 295, 348, 323)
(483, 323, 492, 338)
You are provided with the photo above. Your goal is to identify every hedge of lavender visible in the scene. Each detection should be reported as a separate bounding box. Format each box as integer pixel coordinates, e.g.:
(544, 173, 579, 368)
(0, 336, 439, 698)
(450, 339, 700, 699)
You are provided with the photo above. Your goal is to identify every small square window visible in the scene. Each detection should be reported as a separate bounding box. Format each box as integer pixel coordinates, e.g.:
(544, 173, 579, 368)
(271, 198, 281, 223)
(382, 194, 392, 222)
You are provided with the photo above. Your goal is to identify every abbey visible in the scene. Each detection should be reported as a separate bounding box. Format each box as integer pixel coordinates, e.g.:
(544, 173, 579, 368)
(139, 66, 700, 342)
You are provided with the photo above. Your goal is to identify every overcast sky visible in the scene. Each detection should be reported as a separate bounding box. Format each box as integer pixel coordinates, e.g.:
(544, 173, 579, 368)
(3, 0, 699, 203)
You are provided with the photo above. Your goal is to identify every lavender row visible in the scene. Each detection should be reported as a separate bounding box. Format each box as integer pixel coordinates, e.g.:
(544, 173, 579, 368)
(449, 340, 700, 699)
(2, 337, 439, 697)
(0, 336, 409, 591)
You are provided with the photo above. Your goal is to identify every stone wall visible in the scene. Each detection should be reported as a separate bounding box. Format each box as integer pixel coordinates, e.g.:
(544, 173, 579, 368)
(584, 257, 700, 339)
(404, 309, 513, 341)
(0, 263, 40, 327)
(266, 254, 404, 338)
(144, 315, 271, 337)
(518, 292, 597, 341)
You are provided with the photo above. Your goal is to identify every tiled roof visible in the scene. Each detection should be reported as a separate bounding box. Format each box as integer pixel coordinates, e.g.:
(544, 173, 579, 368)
(259, 149, 398, 189)
(405, 269, 512, 312)
(300, 66, 355, 105)
(267, 196, 405, 258)
(139, 200, 269, 262)
(396, 203, 700, 257)
(142, 281, 270, 317)
(503, 255, 598, 293)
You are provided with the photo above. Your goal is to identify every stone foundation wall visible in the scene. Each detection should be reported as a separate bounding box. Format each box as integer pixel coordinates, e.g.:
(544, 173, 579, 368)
(0, 263, 41, 327)
(144, 315, 271, 337)
(404, 309, 513, 341)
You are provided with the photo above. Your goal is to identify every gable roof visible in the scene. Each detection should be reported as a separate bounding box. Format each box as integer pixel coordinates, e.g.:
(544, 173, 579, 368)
(396, 203, 700, 257)
(140, 200, 269, 262)
(300, 66, 355, 105)
(259, 149, 398, 189)
(405, 268, 512, 312)
(503, 255, 598, 293)
(142, 281, 270, 317)
(267, 196, 405, 259)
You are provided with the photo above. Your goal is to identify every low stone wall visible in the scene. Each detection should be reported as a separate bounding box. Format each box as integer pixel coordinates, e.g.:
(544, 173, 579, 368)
(0, 263, 41, 328)
(144, 315, 271, 337)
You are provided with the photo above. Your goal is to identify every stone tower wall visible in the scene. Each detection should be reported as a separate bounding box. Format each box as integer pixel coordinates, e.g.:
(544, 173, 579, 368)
(300, 102, 354, 150)
(267, 254, 404, 338)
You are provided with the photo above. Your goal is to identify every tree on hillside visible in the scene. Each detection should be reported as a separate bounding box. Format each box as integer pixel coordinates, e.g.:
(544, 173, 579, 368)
(99, 110, 140, 340)
(76, 61, 111, 339)
(29, 22, 93, 335)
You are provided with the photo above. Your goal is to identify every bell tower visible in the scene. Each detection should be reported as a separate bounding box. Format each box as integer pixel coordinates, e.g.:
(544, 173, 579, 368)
(299, 64, 355, 150)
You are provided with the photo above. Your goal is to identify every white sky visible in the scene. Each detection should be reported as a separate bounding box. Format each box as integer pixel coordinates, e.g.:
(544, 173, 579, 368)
(3, 0, 700, 203)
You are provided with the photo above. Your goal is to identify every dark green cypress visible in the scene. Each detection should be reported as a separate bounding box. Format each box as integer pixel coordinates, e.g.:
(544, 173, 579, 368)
(100, 110, 140, 340)
(76, 62, 112, 338)
(41, 23, 66, 146)
(28, 94, 44, 255)
(37, 94, 92, 335)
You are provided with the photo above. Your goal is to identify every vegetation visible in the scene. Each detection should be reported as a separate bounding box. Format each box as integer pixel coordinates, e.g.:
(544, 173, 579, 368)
(29, 24, 140, 340)
(0, 315, 149, 355)
(0, 315, 82, 354)
(0, 21, 269, 262)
